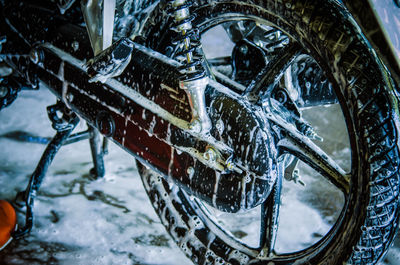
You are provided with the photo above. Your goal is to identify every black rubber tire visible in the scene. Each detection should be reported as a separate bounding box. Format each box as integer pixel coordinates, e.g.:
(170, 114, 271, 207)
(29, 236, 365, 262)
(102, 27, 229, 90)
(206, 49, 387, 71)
(137, 0, 400, 264)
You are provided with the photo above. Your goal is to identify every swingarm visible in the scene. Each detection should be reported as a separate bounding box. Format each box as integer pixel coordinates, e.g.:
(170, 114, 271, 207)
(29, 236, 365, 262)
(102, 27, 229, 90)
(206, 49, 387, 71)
(9, 38, 277, 215)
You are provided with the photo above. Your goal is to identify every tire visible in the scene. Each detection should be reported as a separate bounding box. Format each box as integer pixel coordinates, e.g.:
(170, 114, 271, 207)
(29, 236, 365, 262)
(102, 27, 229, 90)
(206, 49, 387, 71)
(136, 0, 400, 264)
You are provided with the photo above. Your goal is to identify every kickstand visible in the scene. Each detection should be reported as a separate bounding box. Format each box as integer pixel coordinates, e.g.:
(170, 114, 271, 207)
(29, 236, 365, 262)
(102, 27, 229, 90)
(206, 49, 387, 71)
(13, 102, 79, 238)
(88, 124, 105, 179)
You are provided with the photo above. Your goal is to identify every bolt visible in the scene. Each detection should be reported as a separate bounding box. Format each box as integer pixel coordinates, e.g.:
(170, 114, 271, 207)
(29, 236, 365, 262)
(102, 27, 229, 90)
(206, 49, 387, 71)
(29, 48, 42, 64)
(96, 112, 115, 137)
(187, 167, 195, 179)
(189, 119, 202, 133)
(215, 120, 224, 134)
(203, 148, 216, 162)
(239, 44, 248, 55)
(245, 173, 252, 183)
(292, 169, 305, 186)
(225, 158, 243, 174)
(71, 41, 79, 52)
(226, 159, 234, 171)
(66, 92, 74, 102)
(304, 126, 323, 142)
(276, 90, 287, 104)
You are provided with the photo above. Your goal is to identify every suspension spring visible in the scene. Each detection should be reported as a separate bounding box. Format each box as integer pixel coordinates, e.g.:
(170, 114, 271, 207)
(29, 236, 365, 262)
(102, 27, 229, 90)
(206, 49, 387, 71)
(169, 0, 212, 134)
(169, 0, 206, 80)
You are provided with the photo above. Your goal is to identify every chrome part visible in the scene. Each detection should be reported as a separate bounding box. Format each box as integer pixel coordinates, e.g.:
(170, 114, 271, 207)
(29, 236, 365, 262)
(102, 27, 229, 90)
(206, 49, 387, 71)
(215, 119, 224, 134)
(103, 0, 116, 50)
(303, 126, 324, 142)
(170, 0, 212, 134)
(283, 158, 305, 186)
(81, 0, 103, 55)
(225, 157, 244, 174)
(284, 66, 299, 102)
(203, 147, 217, 162)
(179, 76, 212, 133)
(292, 169, 305, 186)
(186, 166, 195, 178)
(81, 0, 116, 55)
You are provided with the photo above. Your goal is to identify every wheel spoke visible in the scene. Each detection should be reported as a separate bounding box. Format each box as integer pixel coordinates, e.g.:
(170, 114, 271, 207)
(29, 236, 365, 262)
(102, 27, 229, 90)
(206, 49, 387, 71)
(259, 166, 283, 256)
(212, 69, 247, 92)
(270, 115, 350, 194)
(207, 55, 247, 92)
(244, 41, 302, 101)
(208, 56, 231, 66)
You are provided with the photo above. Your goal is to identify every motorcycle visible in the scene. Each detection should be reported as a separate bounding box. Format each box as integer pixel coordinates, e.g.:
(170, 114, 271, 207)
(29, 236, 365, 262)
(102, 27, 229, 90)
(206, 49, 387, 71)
(1, 0, 400, 264)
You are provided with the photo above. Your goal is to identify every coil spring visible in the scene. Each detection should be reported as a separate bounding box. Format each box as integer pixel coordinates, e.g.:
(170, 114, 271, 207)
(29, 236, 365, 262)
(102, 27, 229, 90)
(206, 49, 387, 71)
(169, 0, 206, 80)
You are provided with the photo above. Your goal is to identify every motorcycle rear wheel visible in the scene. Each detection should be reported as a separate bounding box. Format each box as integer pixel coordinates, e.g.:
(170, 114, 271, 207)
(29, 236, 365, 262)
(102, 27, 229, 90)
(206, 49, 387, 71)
(137, 0, 400, 264)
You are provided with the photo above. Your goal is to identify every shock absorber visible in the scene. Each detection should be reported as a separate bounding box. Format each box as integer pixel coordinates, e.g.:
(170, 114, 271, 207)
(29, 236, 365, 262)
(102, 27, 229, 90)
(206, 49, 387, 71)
(170, 0, 212, 134)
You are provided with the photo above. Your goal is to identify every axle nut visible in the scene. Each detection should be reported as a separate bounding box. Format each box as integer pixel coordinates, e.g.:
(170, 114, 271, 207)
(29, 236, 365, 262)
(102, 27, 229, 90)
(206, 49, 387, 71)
(203, 148, 216, 162)
(96, 111, 115, 137)
(29, 48, 43, 64)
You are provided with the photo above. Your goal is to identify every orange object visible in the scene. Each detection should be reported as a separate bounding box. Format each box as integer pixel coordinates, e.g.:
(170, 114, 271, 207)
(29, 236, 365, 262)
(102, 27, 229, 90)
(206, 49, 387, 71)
(0, 200, 17, 251)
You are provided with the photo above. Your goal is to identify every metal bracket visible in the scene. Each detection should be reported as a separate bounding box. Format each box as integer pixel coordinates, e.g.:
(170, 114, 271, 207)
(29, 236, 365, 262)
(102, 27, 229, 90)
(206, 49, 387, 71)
(86, 37, 134, 83)
(179, 76, 212, 133)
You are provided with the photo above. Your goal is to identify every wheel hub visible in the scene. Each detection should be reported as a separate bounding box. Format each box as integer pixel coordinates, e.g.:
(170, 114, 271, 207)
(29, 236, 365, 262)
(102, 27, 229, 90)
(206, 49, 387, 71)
(179, 91, 278, 212)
